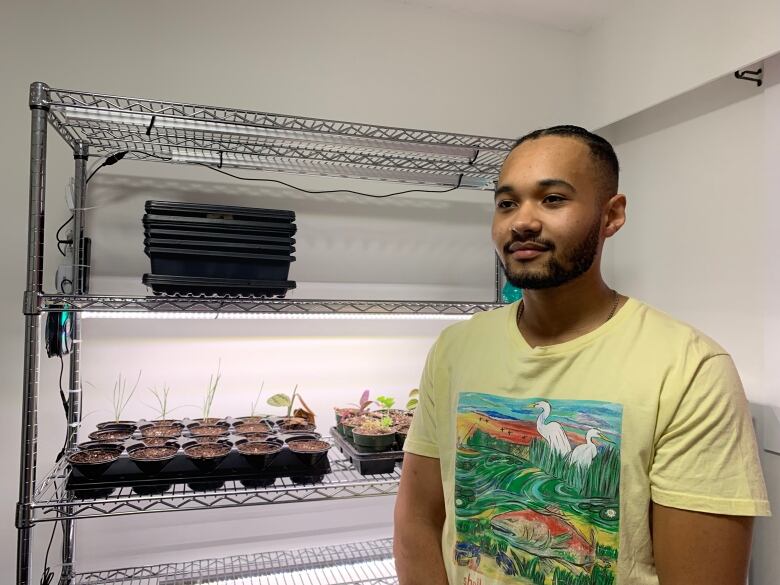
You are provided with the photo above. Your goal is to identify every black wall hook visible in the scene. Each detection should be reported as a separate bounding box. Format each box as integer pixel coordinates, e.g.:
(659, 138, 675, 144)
(734, 68, 763, 87)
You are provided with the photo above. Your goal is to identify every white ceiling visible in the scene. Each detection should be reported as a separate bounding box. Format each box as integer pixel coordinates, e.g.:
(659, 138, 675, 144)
(385, 0, 621, 34)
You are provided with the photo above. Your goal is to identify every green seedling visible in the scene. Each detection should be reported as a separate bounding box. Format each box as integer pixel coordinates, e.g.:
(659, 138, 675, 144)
(201, 361, 222, 420)
(267, 384, 299, 417)
(380, 416, 393, 428)
(112, 371, 141, 422)
(375, 395, 396, 410)
(249, 382, 265, 417)
(406, 388, 419, 411)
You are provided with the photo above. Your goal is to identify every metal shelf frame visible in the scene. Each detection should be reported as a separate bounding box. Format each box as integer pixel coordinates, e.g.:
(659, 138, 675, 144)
(17, 81, 511, 585)
(46, 85, 514, 190)
(38, 293, 503, 317)
(72, 538, 397, 584)
(32, 448, 399, 523)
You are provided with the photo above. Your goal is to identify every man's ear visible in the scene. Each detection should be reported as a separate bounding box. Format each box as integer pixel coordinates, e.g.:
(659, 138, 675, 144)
(604, 194, 626, 238)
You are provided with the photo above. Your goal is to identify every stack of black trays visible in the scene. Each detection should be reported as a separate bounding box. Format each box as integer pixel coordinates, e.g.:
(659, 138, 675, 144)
(143, 200, 297, 297)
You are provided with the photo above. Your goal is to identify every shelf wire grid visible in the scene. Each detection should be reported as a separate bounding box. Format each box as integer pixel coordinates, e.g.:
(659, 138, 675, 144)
(31, 448, 400, 522)
(73, 538, 397, 585)
(44, 86, 514, 189)
(39, 294, 503, 317)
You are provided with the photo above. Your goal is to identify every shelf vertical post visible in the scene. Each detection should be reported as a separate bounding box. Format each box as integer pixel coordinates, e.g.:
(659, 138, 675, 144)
(17, 81, 50, 585)
(59, 143, 88, 583)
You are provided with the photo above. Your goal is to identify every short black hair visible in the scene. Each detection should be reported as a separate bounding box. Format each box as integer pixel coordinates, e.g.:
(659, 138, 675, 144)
(512, 125, 619, 199)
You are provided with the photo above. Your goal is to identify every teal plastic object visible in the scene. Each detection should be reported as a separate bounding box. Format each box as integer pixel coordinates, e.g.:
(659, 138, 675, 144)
(501, 281, 523, 303)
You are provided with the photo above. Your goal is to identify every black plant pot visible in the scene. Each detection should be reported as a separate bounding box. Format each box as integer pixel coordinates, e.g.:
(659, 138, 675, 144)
(140, 425, 182, 439)
(67, 446, 123, 479)
(132, 483, 172, 496)
(96, 420, 138, 432)
(88, 429, 133, 442)
(240, 477, 277, 488)
(232, 421, 273, 434)
(396, 429, 409, 449)
(184, 442, 230, 473)
(286, 439, 331, 467)
(128, 445, 178, 475)
(187, 425, 229, 441)
(236, 439, 283, 470)
(352, 429, 397, 453)
(187, 479, 225, 491)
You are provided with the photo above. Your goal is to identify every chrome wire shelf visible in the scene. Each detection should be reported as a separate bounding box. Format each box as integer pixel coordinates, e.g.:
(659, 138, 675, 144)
(31, 449, 399, 523)
(73, 538, 397, 584)
(42, 84, 514, 190)
(39, 293, 502, 316)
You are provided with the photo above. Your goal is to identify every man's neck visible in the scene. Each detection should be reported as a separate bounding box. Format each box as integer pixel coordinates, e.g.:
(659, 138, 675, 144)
(518, 273, 623, 348)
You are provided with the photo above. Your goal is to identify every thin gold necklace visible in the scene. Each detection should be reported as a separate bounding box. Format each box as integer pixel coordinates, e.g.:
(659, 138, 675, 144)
(516, 289, 620, 325)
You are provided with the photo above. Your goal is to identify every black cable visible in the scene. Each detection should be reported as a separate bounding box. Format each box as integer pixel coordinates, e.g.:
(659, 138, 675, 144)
(55, 215, 74, 257)
(120, 149, 466, 197)
(40, 521, 58, 585)
(86, 151, 128, 184)
(57, 354, 69, 416)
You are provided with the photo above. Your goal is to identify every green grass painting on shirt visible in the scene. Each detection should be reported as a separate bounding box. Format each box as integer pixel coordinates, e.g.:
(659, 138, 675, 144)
(528, 438, 619, 499)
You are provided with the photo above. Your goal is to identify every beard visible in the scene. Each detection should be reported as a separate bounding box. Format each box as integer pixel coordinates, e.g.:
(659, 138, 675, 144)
(501, 217, 601, 290)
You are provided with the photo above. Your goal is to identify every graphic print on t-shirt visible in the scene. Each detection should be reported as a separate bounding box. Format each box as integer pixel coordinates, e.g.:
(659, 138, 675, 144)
(454, 393, 622, 585)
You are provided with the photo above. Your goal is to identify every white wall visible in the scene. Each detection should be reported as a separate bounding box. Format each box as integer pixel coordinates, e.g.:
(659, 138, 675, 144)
(598, 71, 769, 399)
(598, 53, 780, 584)
(582, 0, 780, 129)
(0, 0, 582, 581)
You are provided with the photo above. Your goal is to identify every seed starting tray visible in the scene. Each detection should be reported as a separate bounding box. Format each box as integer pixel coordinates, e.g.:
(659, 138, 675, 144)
(330, 428, 404, 476)
(66, 444, 331, 495)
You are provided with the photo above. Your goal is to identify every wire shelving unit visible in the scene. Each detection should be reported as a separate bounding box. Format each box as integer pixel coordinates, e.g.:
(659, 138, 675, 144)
(72, 538, 397, 584)
(17, 81, 513, 584)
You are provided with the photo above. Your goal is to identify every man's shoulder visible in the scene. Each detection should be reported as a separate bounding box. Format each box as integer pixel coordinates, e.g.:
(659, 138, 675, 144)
(432, 303, 513, 354)
(440, 302, 513, 339)
(631, 299, 728, 359)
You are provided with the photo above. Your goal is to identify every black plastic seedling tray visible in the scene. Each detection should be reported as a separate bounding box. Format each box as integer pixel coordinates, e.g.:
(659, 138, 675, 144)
(143, 215, 297, 235)
(145, 200, 295, 223)
(145, 246, 295, 280)
(142, 273, 296, 297)
(144, 237, 295, 255)
(330, 428, 403, 476)
(66, 445, 331, 494)
(143, 228, 296, 246)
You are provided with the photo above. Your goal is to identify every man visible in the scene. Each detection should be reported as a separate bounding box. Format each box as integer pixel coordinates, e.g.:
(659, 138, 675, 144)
(393, 126, 770, 585)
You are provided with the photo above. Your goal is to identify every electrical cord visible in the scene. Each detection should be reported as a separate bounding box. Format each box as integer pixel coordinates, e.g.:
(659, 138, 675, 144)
(55, 216, 73, 257)
(40, 481, 64, 585)
(57, 354, 69, 417)
(40, 521, 57, 585)
(104, 149, 466, 197)
(55, 152, 129, 256)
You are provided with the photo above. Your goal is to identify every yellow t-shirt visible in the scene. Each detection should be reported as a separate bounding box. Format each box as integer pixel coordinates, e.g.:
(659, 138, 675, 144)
(403, 298, 770, 585)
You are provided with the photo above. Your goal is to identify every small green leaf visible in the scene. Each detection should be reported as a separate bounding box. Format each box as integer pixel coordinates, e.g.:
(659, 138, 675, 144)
(406, 398, 419, 410)
(267, 393, 291, 407)
(408, 389, 419, 399)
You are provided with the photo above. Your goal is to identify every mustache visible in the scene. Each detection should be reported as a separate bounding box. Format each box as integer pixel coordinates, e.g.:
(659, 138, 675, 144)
(504, 237, 556, 254)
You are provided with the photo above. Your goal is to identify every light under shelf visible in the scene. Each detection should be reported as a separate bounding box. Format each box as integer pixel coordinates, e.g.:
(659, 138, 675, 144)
(80, 311, 471, 320)
(73, 538, 397, 585)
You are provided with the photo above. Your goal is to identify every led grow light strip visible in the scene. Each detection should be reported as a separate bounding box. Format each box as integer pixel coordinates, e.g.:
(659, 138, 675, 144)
(188, 557, 396, 585)
(81, 311, 472, 321)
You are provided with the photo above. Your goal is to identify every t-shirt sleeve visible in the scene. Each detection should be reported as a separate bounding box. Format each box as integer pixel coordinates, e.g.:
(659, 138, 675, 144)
(650, 354, 771, 516)
(403, 339, 441, 459)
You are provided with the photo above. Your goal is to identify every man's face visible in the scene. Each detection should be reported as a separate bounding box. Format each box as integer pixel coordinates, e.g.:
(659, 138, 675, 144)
(492, 136, 607, 290)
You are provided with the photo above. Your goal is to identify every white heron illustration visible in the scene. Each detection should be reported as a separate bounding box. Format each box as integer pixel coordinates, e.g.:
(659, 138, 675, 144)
(531, 401, 572, 456)
(569, 428, 608, 469)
